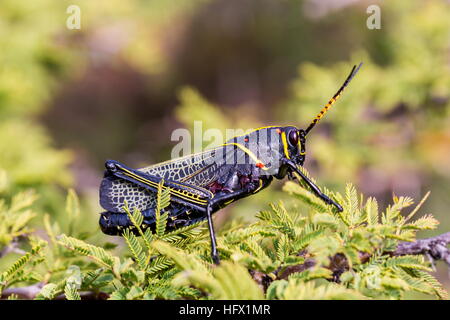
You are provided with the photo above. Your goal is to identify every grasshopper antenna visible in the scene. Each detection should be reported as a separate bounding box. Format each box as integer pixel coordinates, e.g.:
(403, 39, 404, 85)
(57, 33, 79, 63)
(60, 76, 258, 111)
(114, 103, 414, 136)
(305, 62, 363, 135)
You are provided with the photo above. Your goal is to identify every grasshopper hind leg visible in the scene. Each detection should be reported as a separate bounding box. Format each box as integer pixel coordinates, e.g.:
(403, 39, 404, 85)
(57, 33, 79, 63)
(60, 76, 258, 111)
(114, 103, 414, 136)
(99, 210, 156, 236)
(99, 211, 134, 235)
(99, 204, 206, 236)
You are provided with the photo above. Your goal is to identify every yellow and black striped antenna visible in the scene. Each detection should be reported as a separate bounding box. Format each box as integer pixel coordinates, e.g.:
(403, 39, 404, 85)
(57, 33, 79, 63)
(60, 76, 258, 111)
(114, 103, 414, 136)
(304, 62, 363, 135)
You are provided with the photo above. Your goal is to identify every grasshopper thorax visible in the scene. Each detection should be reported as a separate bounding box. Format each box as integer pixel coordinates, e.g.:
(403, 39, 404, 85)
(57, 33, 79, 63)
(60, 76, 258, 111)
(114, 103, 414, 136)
(231, 125, 307, 179)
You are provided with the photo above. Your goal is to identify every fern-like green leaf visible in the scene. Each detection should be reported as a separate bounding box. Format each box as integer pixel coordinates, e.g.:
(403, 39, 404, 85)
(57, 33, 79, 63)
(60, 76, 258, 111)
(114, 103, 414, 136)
(123, 229, 147, 270)
(364, 197, 379, 226)
(64, 283, 81, 300)
(57, 235, 115, 269)
(156, 212, 169, 237)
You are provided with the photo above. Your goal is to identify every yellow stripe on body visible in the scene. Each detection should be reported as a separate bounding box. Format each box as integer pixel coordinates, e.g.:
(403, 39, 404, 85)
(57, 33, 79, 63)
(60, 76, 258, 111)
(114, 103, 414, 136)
(253, 180, 264, 194)
(222, 142, 270, 170)
(281, 132, 290, 159)
(179, 163, 215, 183)
(227, 125, 300, 141)
(298, 139, 304, 155)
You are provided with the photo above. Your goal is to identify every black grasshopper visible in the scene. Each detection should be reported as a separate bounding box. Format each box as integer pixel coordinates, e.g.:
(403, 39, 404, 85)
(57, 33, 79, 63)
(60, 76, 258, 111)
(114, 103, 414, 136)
(99, 63, 362, 264)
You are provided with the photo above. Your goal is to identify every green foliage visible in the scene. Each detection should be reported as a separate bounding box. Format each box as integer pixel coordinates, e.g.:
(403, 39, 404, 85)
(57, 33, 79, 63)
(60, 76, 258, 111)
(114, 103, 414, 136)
(0, 0, 449, 301)
(0, 0, 74, 190)
(0, 239, 46, 295)
(0, 176, 446, 300)
(0, 188, 37, 248)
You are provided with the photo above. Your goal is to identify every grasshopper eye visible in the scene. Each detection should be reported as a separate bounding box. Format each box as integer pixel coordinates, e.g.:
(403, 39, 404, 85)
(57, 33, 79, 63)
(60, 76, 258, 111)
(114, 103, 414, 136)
(105, 160, 117, 172)
(288, 130, 298, 146)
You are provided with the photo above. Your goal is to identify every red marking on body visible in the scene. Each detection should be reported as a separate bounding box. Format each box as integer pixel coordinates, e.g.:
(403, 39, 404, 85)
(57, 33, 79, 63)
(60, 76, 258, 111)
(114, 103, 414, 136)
(208, 181, 233, 194)
(256, 162, 265, 168)
(208, 181, 224, 193)
(244, 138, 249, 142)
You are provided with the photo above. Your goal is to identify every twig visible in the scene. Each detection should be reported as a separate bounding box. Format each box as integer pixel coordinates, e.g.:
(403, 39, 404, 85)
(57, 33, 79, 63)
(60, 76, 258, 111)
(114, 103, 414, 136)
(54, 291, 110, 300)
(1, 282, 110, 300)
(1, 283, 44, 300)
(255, 231, 450, 286)
(0, 241, 27, 258)
(394, 232, 450, 265)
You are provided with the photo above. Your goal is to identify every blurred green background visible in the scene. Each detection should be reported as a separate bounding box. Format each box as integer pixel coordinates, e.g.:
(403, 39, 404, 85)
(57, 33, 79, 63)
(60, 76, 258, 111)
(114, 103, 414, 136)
(0, 0, 449, 294)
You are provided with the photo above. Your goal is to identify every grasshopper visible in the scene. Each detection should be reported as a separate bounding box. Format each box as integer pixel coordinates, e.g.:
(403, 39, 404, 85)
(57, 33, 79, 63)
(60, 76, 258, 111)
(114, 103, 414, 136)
(99, 63, 362, 264)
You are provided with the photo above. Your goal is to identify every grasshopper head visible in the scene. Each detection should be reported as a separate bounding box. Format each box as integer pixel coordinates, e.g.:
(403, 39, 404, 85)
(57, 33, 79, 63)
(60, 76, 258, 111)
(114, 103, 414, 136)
(277, 126, 306, 168)
(270, 126, 306, 179)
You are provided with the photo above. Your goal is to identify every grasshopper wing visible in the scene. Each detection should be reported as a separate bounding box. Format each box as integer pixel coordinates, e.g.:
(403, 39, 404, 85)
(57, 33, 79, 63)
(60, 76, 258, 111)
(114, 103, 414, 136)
(100, 147, 224, 214)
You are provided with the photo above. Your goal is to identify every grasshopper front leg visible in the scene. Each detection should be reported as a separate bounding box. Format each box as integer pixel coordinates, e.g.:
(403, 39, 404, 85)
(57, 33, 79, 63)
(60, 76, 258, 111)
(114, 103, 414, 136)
(283, 159, 343, 212)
